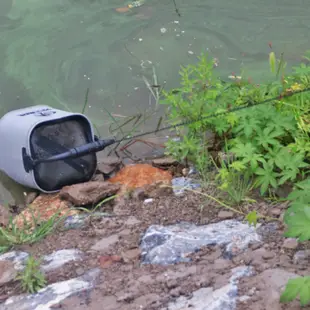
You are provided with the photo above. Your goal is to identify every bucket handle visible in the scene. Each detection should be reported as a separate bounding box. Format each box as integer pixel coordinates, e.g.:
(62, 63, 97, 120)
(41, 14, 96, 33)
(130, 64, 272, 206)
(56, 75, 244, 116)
(22, 137, 116, 173)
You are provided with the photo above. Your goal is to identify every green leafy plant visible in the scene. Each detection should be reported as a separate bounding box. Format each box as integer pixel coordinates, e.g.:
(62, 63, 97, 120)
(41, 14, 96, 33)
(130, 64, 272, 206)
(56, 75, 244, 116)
(163, 52, 310, 196)
(16, 256, 47, 294)
(212, 152, 253, 205)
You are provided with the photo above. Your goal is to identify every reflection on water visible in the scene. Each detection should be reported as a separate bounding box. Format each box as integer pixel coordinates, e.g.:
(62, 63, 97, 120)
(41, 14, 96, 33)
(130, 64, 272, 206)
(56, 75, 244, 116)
(0, 0, 309, 202)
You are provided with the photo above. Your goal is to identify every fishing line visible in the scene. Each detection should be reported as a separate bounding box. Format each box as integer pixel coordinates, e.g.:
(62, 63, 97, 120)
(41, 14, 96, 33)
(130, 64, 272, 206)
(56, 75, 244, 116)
(171, 0, 181, 17)
(113, 87, 310, 144)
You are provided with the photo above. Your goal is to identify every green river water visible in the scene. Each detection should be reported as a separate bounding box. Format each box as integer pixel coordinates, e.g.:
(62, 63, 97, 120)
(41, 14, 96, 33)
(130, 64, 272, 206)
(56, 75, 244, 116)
(0, 0, 309, 203)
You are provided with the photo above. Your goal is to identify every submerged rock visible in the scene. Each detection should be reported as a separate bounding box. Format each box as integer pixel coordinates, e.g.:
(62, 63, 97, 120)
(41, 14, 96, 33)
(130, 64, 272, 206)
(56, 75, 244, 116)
(2, 268, 101, 310)
(166, 266, 253, 310)
(140, 220, 261, 265)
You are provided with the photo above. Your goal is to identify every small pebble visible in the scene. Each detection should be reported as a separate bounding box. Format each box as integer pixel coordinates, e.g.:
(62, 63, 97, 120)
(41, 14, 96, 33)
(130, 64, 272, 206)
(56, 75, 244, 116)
(144, 198, 154, 204)
(218, 210, 234, 219)
(262, 251, 275, 260)
(283, 238, 299, 250)
(270, 208, 282, 216)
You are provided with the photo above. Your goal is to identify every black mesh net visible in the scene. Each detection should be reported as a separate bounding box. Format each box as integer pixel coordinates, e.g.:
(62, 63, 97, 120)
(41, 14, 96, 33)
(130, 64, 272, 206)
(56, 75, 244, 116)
(29, 116, 97, 191)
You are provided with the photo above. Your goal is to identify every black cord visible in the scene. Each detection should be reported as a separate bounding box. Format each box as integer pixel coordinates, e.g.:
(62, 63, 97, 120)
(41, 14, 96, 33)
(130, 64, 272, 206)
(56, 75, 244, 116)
(172, 0, 181, 17)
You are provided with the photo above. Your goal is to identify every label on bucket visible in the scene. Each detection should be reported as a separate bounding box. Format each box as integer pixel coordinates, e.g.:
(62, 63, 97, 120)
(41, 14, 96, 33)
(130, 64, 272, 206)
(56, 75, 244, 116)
(18, 107, 56, 117)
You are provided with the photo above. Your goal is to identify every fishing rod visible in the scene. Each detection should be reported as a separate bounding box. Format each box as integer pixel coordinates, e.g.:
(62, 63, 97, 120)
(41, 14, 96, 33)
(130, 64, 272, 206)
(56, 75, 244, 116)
(23, 87, 310, 170)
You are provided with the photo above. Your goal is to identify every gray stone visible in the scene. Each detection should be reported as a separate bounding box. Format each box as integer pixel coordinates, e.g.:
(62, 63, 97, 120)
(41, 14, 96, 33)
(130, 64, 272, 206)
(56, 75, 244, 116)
(140, 220, 261, 265)
(0, 249, 83, 274)
(171, 177, 201, 196)
(166, 266, 252, 310)
(2, 268, 101, 310)
(0, 251, 29, 270)
(41, 249, 83, 272)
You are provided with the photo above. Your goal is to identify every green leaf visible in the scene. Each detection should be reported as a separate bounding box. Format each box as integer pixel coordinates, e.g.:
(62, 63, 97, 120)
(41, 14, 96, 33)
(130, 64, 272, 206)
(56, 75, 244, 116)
(246, 210, 258, 227)
(280, 276, 310, 306)
(255, 127, 282, 149)
(254, 160, 279, 194)
(284, 206, 310, 241)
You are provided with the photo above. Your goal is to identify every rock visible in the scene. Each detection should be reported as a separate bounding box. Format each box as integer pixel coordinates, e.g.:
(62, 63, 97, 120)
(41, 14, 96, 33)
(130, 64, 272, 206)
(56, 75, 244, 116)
(270, 208, 282, 217)
(108, 164, 172, 191)
(60, 181, 120, 206)
(166, 266, 252, 310)
(217, 210, 234, 219)
(41, 249, 83, 272)
(121, 248, 141, 263)
(0, 260, 16, 286)
(3, 268, 101, 310)
(140, 220, 261, 265)
(97, 156, 122, 176)
(13, 193, 77, 229)
(282, 238, 299, 250)
(0, 204, 10, 227)
(144, 198, 154, 204)
(75, 267, 84, 276)
(91, 234, 119, 251)
(152, 156, 178, 167)
(143, 181, 173, 198)
(293, 250, 310, 265)
(24, 191, 38, 205)
(64, 214, 87, 229)
(0, 249, 84, 274)
(171, 177, 201, 196)
(0, 251, 29, 271)
(91, 173, 105, 182)
(262, 251, 275, 260)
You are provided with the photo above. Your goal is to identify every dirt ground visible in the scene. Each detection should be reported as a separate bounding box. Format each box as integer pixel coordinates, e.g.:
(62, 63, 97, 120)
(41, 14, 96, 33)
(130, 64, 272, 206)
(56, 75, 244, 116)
(1, 183, 310, 310)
